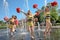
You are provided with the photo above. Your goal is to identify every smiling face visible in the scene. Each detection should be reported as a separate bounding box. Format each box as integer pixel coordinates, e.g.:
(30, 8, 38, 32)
(14, 16, 17, 19)
(45, 6, 50, 12)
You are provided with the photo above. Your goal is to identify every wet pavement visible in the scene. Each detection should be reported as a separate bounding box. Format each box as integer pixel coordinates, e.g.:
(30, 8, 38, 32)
(0, 28, 31, 40)
(0, 26, 60, 40)
(0, 26, 50, 40)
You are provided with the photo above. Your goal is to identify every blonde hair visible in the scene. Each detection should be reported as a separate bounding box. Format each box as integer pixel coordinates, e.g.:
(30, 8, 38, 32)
(27, 10, 32, 15)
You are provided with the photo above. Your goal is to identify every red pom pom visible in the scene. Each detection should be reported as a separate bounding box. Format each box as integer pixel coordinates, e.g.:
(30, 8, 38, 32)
(53, 1, 58, 6)
(51, 1, 58, 6)
(51, 2, 55, 6)
(4, 16, 8, 21)
(16, 8, 20, 13)
(33, 4, 38, 8)
(14, 19, 18, 25)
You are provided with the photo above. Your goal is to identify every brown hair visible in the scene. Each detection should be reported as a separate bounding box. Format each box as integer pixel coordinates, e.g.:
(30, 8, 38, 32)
(45, 6, 50, 12)
(14, 16, 17, 19)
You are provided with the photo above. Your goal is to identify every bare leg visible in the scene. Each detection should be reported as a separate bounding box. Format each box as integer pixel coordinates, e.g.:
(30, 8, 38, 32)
(28, 26, 35, 39)
(9, 28, 13, 36)
(14, 25, 16, 32)
(10, 25, 15, 36)
(30, 26, 35, 40)
(44, 21, 51, 40)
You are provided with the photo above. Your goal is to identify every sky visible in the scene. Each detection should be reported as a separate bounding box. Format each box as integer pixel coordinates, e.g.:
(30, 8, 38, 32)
(0, 0, 60, 20)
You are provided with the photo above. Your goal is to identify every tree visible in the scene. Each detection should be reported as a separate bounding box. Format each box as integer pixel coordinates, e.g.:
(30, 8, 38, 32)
(56, 16, 60, 23)
(50, 6, 58, 25)
(39, 12, 44, 23)
(0, 20, 3, 24)
(34, 10, 44, 23)
(0, 20, 6, 26)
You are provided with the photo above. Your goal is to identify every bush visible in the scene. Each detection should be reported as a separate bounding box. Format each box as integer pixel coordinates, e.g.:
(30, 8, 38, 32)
(0, 26, 7, 29)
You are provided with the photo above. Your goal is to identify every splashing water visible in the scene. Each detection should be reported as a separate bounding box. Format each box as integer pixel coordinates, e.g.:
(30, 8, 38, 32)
(3, 0, 9, 16)
(44, 0, 47, 7)
(3, 0, 9, 36)
(25, 0, 29, 10)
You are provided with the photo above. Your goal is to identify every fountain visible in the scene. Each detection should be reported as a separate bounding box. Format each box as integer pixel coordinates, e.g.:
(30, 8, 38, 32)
(20, 20, 29, 35)
(3, 0, 9, 37)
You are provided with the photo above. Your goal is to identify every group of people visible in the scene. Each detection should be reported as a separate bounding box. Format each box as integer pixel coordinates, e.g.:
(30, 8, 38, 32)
(5, 6, 52, 40)
(6, 10, 39, 39)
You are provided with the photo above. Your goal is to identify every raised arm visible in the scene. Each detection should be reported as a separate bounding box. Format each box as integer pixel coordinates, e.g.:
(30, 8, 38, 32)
(21, 11, 27, 16)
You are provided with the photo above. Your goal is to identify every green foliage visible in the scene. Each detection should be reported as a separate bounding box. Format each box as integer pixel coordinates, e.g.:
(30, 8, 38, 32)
(58, 16, 60, 22)
(41, 6, 44, 10)
(0, 20, 3, 24)
(35, 6, 58, 24)
(34, 12, 44, 23)
(56, 16, 60, 23)
(0, 20, 6, 29)
(50, 7, 58, 22)
(0, 26, 7, 29)
(39, 12, 44, 23)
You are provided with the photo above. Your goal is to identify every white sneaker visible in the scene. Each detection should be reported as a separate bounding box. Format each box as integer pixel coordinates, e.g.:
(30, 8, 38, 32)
(31, 36, 35, 39)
